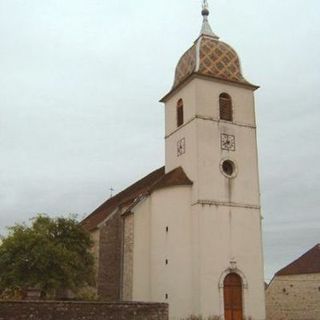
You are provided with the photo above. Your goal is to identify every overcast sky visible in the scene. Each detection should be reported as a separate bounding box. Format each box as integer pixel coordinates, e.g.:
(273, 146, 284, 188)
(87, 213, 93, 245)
(0, 0, 319, 281)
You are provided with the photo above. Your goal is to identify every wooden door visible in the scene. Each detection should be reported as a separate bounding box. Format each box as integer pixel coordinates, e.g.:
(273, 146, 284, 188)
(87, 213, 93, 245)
(223, 273, 243, 320)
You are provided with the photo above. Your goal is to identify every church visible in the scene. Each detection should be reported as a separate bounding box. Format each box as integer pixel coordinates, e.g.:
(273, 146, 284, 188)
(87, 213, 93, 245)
(82, 2, 266, 319)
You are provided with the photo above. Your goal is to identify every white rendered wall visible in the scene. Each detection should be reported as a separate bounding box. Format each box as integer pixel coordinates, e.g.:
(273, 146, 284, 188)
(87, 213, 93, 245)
(163, 76, 265, 319)
(131, 186, 194, 320)
(131, 197, 151, 300)
(165, 78, 260, 205)
(196, 119, 260, 204)
(130, 190, 266, 320)
(191, 204, 265, 319)
(165, 80, 197, 137)
(150, 187, 193, 319)
(194, 79, 256, 126)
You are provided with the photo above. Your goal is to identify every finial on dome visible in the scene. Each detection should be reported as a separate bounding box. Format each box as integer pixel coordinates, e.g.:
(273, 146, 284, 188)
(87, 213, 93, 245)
(202, 0, 210, 16)
(200, 0, 219, 39)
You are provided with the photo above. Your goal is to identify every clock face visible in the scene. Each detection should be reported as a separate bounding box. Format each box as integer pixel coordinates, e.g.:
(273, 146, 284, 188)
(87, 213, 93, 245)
(221, 134, 235, 151)
(177, 138, 186, 156)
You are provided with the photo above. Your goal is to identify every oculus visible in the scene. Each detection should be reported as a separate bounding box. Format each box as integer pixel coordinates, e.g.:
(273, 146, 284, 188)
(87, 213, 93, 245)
(221, 159, 237, 178)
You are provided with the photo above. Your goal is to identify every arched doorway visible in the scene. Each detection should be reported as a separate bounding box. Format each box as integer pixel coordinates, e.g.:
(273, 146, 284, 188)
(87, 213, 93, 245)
(223, 273, 243, 320)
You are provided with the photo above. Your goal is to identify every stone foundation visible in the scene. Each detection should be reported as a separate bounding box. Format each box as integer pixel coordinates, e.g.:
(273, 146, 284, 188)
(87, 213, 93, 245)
(0, 301, 168, 320)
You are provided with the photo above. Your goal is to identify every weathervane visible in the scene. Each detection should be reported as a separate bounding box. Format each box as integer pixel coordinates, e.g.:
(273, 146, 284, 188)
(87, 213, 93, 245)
(200, 0, 219, 39)
(202, 0, 209, 10)
(109, 187, 114, 198)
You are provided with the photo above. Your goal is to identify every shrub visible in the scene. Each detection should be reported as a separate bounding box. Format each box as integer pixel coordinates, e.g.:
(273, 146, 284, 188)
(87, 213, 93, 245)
(181, 316, 221, 320)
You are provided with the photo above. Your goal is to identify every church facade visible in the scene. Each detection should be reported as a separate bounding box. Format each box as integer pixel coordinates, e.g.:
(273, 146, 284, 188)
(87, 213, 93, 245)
(82, 3, 266, 319)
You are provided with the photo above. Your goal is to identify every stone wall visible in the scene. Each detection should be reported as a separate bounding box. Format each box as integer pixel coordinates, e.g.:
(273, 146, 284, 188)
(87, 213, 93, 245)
(122, 213, 134, 301)
(266, 273, 320, 320)
(97, 211, 122, 300)
(0, 301, 168, 320)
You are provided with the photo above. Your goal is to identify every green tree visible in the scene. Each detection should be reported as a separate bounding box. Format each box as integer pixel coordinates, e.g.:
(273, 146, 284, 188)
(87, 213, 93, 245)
(0, 215, 95, 298)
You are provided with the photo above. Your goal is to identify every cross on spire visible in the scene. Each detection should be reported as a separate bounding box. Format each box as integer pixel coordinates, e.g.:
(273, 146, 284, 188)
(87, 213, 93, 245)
(202, 0, 209, 11)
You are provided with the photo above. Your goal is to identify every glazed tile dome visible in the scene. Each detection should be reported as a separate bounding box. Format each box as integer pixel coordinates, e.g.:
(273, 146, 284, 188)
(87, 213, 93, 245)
(173, 36, 250, 89)
(168, 2, 256, 91)
(160, 2, 258, 102)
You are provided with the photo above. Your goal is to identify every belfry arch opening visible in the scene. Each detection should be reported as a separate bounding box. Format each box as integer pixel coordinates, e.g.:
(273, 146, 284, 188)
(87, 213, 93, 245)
(177, 99, 184, 127)
(219, 93, 233, 121)
(223, 273, 243, 320)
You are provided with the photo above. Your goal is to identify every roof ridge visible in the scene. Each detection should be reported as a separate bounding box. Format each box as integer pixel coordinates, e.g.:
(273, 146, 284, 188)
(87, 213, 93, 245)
(121, 167, 193, 216)
(81, 166, 193, 231)
(276, 244, 320, 276)
(81, 166, 165, 230)
(149, 166, 193, 192)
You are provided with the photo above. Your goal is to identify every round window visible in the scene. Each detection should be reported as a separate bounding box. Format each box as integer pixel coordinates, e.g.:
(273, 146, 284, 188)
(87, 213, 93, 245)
(222, 160, 235, 177)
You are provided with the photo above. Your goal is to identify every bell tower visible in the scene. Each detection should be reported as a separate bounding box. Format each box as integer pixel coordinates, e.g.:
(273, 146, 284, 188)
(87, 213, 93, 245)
(161, 1, 260, 205)
(160, 2, 266, 319)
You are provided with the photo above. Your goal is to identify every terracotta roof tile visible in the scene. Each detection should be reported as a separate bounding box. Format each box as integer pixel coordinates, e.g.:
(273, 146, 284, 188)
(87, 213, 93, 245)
(150, 166, 193, 192)
(81, 166, 192, 231)
(276, 244, 320, 276)
(172, 37, 256, 91)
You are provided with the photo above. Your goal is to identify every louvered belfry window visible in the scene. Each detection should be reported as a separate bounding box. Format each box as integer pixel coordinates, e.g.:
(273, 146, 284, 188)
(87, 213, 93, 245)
(219, 93, 233, 121)
(177, 99, 184, 127)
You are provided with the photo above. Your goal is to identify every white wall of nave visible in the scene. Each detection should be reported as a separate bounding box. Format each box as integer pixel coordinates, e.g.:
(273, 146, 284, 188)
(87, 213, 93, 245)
(150, 187, 193, 319)
(131, 197, 151, 300)
(131, 186, 194, 319)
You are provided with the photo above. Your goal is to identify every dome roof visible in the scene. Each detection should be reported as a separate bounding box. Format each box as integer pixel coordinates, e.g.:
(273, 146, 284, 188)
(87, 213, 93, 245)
(173, 36, 251, 89)
(160, 2, 258, 102)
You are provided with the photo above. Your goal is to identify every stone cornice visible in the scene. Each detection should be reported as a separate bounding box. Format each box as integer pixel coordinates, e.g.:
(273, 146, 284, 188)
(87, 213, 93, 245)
(165, 115, 256, 139)
(192, 199, 260, 210)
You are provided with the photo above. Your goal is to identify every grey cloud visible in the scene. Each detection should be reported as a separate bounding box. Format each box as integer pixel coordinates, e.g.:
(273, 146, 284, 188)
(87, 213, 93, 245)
(1, 0, 320, 281)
